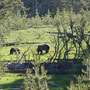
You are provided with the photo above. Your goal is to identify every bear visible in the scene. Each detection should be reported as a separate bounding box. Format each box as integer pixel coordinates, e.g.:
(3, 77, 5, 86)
(37, 44, 50, 54)
(10, 48, 20, 55)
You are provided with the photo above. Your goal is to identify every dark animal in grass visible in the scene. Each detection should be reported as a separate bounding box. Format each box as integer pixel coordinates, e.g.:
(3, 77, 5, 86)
(37, 44, 50, 54)
(10, 48, 20, 55)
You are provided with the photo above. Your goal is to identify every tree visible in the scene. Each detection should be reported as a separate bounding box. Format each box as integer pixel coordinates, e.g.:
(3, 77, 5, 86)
(42, 9, 52, 25)
(50, 8, 90, 61)
(0, 0, 26, 44)
(68, 53, 90, 90)
(22, 54, 49, 90)
(0, 57, 6, 79)
(22, 0, 90, 16)
(0, 0, 25, 19)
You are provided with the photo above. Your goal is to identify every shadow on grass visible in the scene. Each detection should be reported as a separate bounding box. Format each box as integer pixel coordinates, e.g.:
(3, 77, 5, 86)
(0, 79, 24, 89)
(48, 74, 77, 90)
(0, 74, 79, 90)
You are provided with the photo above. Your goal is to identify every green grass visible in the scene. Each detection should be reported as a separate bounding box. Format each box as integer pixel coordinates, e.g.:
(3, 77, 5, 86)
(0, 26, 88, 60)
(0, 73, 76, 90)
(0, 26, 56, 60)
(4, 26, 56, 43)
(0, 73, 24, 88)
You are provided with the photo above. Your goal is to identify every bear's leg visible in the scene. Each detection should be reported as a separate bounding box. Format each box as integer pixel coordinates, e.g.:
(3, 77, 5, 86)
(46, 50, 48, 53)
(40, 50, 43, 54)
(37, 50, 39, 54)
(10, 51, 12, 54)
(10, 50, 13, 55)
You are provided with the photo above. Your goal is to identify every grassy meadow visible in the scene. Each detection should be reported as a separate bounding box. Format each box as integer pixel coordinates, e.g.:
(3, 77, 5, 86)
(0, 25, 56, 61)
(0, 26, 89, 90)
(0, 73, 77, 90)
(0, 25, 88, 61)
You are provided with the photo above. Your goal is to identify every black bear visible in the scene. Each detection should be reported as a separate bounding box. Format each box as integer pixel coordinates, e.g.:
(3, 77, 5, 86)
(37, 44, 50, 54)
(10, 48, 20, 55)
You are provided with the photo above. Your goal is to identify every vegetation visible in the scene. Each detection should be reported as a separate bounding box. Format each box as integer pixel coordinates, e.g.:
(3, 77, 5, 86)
(22, 0, 90, 16)
(0, 0, 90, 90)
(67, 54, 90, 90)
(23, 54, 49, 90)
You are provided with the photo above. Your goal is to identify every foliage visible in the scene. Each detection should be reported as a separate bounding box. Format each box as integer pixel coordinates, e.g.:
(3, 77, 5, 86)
(22, 54, 49, 90)
(68, 55, 90, 90)
(0, 57, 6, 78)
(50, 8, 90, 61)
(22, 0, 90, 16)
(30, 9, 42, 27)
(27, 9, 52, 27)
(42, 9, 52, 25)
(0, 0, 26, 44)
(67, 76, 88, 90)
(0, 1, 90, 90)
(68, 48, 90, 90)
(7, 12, 29, 30)
(0, 19, 11, 45)
(83, 52, 90, 86)
(0, 0, 25, 19)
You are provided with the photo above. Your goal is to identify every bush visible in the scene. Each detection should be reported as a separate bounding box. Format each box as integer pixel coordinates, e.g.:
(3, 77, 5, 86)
(22, 54, 49, 90)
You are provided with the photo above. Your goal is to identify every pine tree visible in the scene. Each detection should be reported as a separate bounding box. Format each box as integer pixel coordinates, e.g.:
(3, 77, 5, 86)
(22, 54, 49, 90)
(0, 0, 26, 43)
(35, 9, 42, 26)
(53, 8, 61, 27)
(0, 57, 6, 79)
(42, 9, 52, 25)
(0, 0, 25, 19)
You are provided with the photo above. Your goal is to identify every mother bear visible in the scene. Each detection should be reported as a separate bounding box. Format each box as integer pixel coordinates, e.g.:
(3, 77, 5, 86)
(37, 44, 50, 54)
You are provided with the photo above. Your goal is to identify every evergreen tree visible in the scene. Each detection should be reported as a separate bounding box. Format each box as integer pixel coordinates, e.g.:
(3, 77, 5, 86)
(53, 8, 61, 27)
(0, 0, 25, 19)
(22, 0, 90, 16)
(0, 58, 6, 79)
(42, 9, 52, 25)
(34, 9, 42, 26)
(0, 0, 26, 44)
(22, 54, 49, 90)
